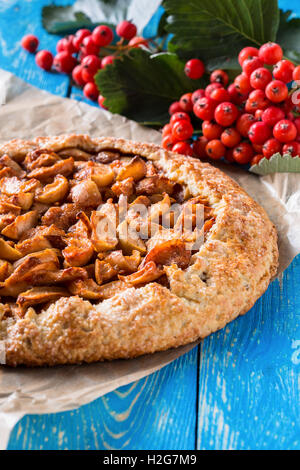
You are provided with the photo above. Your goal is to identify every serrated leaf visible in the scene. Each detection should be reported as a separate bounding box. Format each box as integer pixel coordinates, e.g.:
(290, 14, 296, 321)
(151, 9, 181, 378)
(250, 153, 300, 175)
(94, 49, 208, 126)
(42, 5, 95, 35)
(163, 0, 279, 60)
(277, 9, 300, 63)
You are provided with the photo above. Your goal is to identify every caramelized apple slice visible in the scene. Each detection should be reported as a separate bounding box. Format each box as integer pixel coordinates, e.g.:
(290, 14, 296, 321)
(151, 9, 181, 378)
(111, 177, 135, 197)
(95, 259, 118, 284)
(70, 179, 101, 207)
(17, 287, 69, 312)
(117, 220, 146, 255)
(136, 176, 175, 195)
(119, 261, 163, 286)
(0, 260, 13, 281)
(62, 237, 94, 267)
(105, 250, 141, 274)
(1, 210, 38, 240)
(90, 202, 118, 252)
(143, 239, 191, 269)
(0, 155, 25, 178)
(75, 162, 114, 188)
(36, 175, 69, 204)
(67, 278, 103, 299)
(16, 235, 52, 256)
(28, 157, 74, 181)
(116, 156, 146, 182)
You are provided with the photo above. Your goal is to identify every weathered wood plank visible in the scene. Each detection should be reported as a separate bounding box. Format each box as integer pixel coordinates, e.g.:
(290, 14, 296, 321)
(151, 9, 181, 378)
(197, 255, 300, 450)
(8, 347, 198, 450)
(0, 0, 70, 97)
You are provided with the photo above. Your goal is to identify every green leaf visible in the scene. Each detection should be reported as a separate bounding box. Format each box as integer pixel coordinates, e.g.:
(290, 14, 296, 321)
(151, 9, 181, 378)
(250, 153, 300, 175)
(277, 9, 300, 63)
(163, 0, 280, 60)
(94, 49, 208, 126)
(42, 5, 96, 35)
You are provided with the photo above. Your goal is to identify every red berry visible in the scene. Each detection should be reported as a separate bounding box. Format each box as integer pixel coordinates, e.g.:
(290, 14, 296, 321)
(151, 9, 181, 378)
(116, 20, 137, 40)
(273, 60, 295, 83)
(262, 138, 282, 159)
(172, 142, 193, 156)
(169, 101, 182, 115)
(101, 55, 115, 68)
(210, 87, 230, 102)
(225, 148, 235, 163)
(234, 73, 252, 95)
(205, 83, 222, 98)
(259, 42, 283, 65)
(82, 54, 102, 74)
(72, 65, 86, 86)
(53, 51, 77, 74)
(210, 69, 229, 86)
(184, 59, 205, 79)
(202, 121, 223, 140)
(282, 141, 300, 157)
(192, 136, 208, 158)
(35, 50, 53, 71)
(83, 82, 99, 101)
(73, 29, 91, 51)
(92, 25, 114, 47)
(214, 102, 238, 127)
(128, 36, 149, 48)
(245, 89, 270, 113)
(21, 34, 39, 53)
(98, 94, 107, 109)
(262, 106, 285, 127)
(273, 119, 297, 143)
(292, 65, 300, 82)
(227, 83, 247, 105)
(233, 142, 254, 164)
(56, 36, 76, 54)
(193, 97, 216, 121)
(80, 36, 100, 56)
(162, 123, 173, 137)
(248, 121, 272, 145)
(81, 68, 95, 83)
(162, 134, 176, 151)
(205, 140, 226, 160)
(294, 117, 300, 135)
(238, 47, 259, 66)
(172, 120, 194, 140)
(170, 112, 190, 126)
(255, 109, 264, 121)
(236, 113, 256, 137)
(221, 128, 241, 148)
(191, 89, 205, 104)
(251, 154, 264, 166)
(242, 57, 263, 77)
(265, 80, 288, 103)
(250, 67, 272, 90)
(179, 93, 193, 112)
(252, 143, 264, 154)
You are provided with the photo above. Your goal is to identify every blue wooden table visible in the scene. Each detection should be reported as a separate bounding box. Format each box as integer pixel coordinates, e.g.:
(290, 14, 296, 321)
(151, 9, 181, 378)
(1, 0, 299, 451)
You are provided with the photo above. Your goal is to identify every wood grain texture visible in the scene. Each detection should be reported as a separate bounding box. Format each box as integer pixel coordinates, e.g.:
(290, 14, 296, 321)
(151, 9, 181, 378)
(1, 0, 300, 451)
(197, 255, 300, 450)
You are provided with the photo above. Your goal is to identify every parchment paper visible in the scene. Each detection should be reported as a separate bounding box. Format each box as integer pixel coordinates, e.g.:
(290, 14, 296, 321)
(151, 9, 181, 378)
(0, 70, 299, 449)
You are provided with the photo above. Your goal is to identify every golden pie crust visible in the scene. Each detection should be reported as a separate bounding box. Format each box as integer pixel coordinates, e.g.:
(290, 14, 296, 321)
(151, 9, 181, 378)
(0, 135, 278, 366)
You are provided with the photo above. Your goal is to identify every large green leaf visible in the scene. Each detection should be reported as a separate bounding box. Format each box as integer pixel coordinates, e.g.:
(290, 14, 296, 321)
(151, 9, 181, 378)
(250, 153, 300, 175)
(94, 49, 208, 126)
(164, 0, 280, 60)
(42, 6, 96, 35)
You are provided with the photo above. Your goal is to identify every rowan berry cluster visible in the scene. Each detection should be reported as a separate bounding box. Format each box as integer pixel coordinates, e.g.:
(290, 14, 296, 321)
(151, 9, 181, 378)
(21, 20, 147, 107)
(163, 43, 300, 165)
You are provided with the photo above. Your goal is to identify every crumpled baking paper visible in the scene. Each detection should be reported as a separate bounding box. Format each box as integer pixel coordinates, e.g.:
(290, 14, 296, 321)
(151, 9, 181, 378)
(0, 69, 299, 449)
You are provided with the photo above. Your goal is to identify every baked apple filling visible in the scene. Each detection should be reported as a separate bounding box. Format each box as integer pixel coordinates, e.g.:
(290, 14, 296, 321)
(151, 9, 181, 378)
(0, 147, 215, 316)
